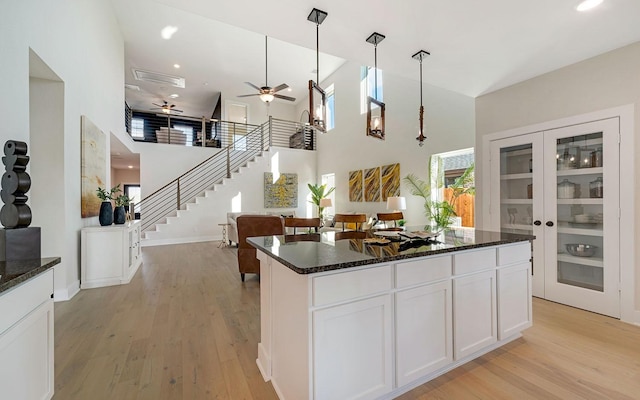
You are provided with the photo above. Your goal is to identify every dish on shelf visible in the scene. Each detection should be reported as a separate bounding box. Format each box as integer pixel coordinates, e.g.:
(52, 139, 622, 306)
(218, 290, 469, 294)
(566, 244, 597, 257)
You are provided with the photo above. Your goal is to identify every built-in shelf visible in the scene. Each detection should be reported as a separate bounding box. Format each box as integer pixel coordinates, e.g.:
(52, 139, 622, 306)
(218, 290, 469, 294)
(557, 253, 603, 268)
(500, 223, 533, 232)
(557, 226, 603, 237)
(556, 167, 603, 177)
(557, 198, 603, 205)
(500, 173, 532, 180)
(500, 199, 533, 205)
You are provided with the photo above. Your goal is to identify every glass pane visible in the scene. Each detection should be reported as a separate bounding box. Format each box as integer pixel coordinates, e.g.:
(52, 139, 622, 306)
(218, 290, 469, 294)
(499, 144, 533, 234)
(555, 131, 604, 291)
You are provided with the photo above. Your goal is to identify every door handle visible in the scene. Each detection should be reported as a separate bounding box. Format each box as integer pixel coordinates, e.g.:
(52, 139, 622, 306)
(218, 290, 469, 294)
(533, 220, 542, 226)
(546, 221, 554, 227)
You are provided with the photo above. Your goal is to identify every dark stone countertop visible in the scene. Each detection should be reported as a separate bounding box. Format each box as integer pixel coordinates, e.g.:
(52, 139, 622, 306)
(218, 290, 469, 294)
(0, 257, 61, 294)
(248, 227, 535, 275)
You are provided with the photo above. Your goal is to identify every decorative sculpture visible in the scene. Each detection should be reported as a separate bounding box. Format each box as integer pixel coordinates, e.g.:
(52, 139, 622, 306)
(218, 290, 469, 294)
(0, 140, 40, 261)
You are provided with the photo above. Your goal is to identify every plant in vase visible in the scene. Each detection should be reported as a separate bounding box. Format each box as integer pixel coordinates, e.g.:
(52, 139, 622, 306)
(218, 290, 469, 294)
(307, 183, 335, 221)
(114, 193, 131, 225)
(96, 185, 119, 226)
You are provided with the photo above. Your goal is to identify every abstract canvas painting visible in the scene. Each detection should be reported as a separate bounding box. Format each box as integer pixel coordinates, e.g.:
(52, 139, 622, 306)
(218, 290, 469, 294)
(364, 167, 381, 202)
(348, 170, 363, 202)
(381, 163, 400, 201)
(81, 116, 107, 217)
(264, 173, 298, 208)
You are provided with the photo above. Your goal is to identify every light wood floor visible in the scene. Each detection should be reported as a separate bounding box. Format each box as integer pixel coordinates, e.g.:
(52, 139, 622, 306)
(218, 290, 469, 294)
(53, 242, 640, 399)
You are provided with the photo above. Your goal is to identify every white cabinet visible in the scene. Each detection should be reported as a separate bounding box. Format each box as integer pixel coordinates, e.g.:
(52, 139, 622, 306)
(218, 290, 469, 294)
(81, 221, 142, 289)
(498, 262, 532, 339)
(488, 118, 620, 317)
(0, 269, 54, 400)
(313, 294, 393, 400)
(396, 280, 452, 386)
(453, 269, 497, 360)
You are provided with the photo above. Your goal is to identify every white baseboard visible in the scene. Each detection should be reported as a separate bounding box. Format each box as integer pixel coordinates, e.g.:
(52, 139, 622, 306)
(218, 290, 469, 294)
(54, 279, 80, 302)
(141, 235, 219, 247)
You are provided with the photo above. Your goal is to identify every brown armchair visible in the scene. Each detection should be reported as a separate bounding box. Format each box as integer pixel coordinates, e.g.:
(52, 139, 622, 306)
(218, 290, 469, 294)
(376, 211, 404, 230)
(284, 217, 321, 234)
(237, 215, 284, 282)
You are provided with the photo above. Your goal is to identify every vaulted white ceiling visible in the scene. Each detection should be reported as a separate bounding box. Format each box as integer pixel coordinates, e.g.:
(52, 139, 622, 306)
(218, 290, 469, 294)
(111, 0, 640, 119)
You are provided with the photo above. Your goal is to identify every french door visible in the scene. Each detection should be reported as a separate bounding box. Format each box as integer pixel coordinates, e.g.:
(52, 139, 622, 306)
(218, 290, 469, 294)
(490, 118, 620, 317)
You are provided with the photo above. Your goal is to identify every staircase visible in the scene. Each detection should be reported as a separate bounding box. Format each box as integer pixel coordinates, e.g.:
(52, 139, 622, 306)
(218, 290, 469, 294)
(138, 117, 314, 246)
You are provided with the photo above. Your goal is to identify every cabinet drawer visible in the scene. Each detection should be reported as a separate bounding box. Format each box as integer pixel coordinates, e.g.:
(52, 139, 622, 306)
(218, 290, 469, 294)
(396, 255, 451, 289)
(453, 248, 496, 275)
(313, 265, 392, 307)
(497, 242, 531, 266)
(0, 269, 53, 335)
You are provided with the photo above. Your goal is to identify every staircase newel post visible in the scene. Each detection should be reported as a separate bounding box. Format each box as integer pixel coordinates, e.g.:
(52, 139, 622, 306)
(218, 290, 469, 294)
(226, 147, 231, 179)
(268, 116, 273, 149)
(177, 178, 181, 210)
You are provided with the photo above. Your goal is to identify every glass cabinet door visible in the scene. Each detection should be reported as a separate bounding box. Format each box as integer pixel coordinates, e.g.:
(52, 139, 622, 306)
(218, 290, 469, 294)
(543, 118, 619, 317)
(490, 134, 544, 297)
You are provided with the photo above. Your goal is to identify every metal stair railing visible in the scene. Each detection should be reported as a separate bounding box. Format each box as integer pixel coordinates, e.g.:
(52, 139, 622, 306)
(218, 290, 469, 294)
(136, 116, 310, 233)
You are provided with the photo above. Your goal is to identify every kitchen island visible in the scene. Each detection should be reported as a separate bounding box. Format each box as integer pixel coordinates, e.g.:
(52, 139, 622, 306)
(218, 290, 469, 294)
(0, 257, 60, 400)
(248, 228, 534, 400)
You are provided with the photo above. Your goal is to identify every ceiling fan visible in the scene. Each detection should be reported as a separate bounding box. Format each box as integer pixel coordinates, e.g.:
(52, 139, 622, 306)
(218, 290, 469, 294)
(150, 100, 183, 114)
(238, 36, 296, 103)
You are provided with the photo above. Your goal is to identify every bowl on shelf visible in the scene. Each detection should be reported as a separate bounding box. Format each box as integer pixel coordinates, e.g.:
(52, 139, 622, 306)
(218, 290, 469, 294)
(566, 244, 597, 257)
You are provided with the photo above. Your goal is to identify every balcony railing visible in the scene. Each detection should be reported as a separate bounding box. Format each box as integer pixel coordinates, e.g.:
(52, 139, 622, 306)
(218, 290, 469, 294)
(134, 116, 315, 232)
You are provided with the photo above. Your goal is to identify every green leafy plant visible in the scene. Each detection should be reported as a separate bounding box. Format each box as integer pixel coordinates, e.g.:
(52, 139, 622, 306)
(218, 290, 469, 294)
(403, 162, 474, 230)
(308, 183, 335, 219)
(96, 184, 121, 202)
(114, 193, 131, 207)
(398, 219, 406, 227)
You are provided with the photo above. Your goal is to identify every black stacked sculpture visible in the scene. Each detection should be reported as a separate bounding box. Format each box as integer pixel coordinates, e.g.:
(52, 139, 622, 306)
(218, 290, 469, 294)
(0, 140, 41, 261)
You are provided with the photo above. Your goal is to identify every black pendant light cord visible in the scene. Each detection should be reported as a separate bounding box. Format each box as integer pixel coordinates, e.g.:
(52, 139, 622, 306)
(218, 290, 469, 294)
(316, 22, 320, 84)
(265, 36, 268, 86)
(374, 43, 378, 100)
(419, 56, 423, 109)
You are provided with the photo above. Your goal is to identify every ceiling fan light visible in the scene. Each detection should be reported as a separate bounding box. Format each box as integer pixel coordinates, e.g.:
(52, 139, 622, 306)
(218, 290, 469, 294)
(577, 0, 603, 11)
(260, 93, 274, 103)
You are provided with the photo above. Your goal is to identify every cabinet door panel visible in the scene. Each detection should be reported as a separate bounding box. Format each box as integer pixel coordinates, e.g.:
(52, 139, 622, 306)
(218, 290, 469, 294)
(453, 270, 497, 360)
(396, 280, 452, 387)
(313, 295, 392, 400)
(497, 263, 532, 339)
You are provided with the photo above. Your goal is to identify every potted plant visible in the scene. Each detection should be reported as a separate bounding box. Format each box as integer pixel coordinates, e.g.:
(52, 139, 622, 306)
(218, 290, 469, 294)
(96, 185, 120, 226)
(308, 183, 335, 220)
(113, 192, 131, 225)
(403, 163, 474, 231)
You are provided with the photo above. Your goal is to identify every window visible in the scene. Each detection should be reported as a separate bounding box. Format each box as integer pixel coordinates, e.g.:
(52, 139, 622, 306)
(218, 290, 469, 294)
(430, 148, 475, 227)
(131, 118, 144, 138)
(360, 66, 383, 114)
(321, 173, 335, 219)
(326, 84, 335, 131)
(174, 125, 193, 146)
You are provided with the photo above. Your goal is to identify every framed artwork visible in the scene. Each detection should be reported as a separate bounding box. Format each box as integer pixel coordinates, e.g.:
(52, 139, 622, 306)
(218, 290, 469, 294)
(264, 172, 298, 208)
(364, 167, 381, 202)
(381, 163, 400, 201)
(80, 115, 107, 217)
(348, 170, 363, 202)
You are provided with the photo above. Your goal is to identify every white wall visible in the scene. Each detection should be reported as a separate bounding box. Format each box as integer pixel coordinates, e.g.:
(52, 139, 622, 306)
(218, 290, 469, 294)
(307, 61, 476, 225)
(0, 0, 125, 299)
(475, 41, 640, 323)
(112, 168, 140, 193)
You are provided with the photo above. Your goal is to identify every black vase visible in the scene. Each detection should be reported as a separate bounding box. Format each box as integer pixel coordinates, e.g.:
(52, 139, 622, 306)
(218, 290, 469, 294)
(114, 206, 126, 224)
(99, 201, 113, 226)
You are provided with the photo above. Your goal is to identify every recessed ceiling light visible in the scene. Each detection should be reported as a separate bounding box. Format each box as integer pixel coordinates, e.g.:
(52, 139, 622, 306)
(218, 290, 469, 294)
(576, 0, 603, 12)
(287, 88, 292, 92)
(161, 25, 178, 40)
(169, 93, 179, 98)
(173, 64, 180, 69)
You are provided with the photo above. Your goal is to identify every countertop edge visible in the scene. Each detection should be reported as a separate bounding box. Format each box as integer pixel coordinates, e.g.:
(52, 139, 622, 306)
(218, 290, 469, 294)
(250, 235, 534, 275)
(0, 257, 61, 294)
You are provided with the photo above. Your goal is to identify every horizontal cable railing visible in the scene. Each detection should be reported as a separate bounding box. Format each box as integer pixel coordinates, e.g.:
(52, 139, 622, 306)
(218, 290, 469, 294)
(270, 118, 316, 150)
(135, 117, 311, 233)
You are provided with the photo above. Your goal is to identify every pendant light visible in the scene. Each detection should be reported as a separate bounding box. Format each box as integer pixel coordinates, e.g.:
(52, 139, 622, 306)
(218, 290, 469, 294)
(307, 8, 328, 133)
(366, 32, 386, 140)
(412, 50, 430, 147)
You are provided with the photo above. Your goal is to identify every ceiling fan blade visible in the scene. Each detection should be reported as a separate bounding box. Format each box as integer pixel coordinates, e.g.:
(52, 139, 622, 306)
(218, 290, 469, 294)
(152, 103, 164, 107)
(173, 109, 183, 113)
(237, 94, 260, 98)
(272, 83, 289, 93)
(274, 94, 296, 102)
(244, 82, 261, 91)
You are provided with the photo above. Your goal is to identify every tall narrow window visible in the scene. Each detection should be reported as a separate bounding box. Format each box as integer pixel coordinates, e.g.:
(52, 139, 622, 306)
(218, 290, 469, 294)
(326, 84, 335, 131)
(131, 118, 144, 138)
(360, 66, 383, 114)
